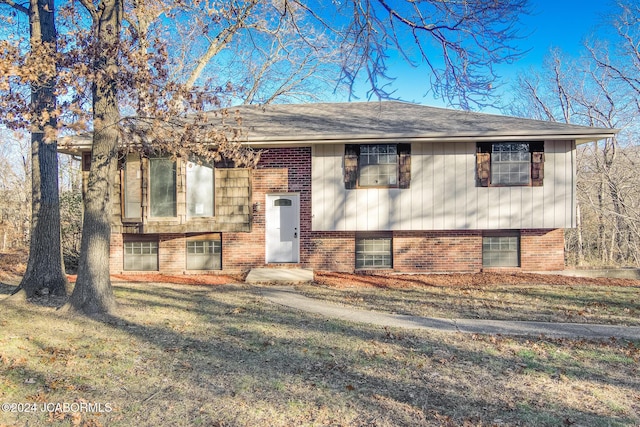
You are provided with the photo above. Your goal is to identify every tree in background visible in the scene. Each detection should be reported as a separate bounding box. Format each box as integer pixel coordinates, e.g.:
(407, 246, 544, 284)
(155, 0, 530, 109)
(507, 0, 640, 267)
(0, 132, 31, 252)
(0, 0, 68, 297)
(588, 0, 640, 114)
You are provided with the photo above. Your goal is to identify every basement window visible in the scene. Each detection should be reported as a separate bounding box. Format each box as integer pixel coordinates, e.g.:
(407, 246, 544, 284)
(482, 233, 520, 268)
(356, 235, 392, 269)
(186, 234, 222, 270)
(123, 239, 158, 271)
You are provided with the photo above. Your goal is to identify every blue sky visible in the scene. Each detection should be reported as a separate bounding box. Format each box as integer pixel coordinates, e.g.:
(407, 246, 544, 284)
(350, 0, 616, 110)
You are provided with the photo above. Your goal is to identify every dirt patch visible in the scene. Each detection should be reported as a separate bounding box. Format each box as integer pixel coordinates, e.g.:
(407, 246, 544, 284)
(63, 272, 246, 286)
(314, 271, 640, 289)
(112, 273, 245, 285)
(0, 251, 27, 285)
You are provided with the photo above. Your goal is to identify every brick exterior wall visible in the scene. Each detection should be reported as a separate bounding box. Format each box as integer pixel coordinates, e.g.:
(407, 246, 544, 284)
(520, 228, 565, 271)
(109, 147, 567, 274)
(110, 233, 123, 273)
(158, 234, 187, 272)
(393, 231, 483, 272)
(307, 232, 356, 272)
(222, 147, 312, 271)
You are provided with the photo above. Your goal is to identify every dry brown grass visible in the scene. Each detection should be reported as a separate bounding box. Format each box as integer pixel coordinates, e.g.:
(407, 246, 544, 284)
(0, 280, 639, 426)
(301, 272, 640, 326)
(0, 251, 26, 286)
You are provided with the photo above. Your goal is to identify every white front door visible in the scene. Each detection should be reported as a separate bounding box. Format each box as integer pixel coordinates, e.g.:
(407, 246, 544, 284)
(265, 194, 300, 263)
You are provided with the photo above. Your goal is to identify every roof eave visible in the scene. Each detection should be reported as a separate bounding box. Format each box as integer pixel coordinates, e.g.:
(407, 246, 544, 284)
(57, 130, 619, 153)
(244, 131, 620, 147)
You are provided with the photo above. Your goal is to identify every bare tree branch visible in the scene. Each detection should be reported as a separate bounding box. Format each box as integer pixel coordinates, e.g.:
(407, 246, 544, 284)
(0, 0, 28, 15)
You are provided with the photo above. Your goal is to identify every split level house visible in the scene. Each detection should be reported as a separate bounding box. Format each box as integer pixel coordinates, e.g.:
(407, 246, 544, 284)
(61, 102, 617, 275)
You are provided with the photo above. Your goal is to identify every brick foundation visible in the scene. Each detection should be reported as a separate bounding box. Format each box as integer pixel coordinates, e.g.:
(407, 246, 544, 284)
(393, 231, 483, 272)
(520, 228, 565, 271)
(306, 232, 356, 272)
(109, 233, 123, 273)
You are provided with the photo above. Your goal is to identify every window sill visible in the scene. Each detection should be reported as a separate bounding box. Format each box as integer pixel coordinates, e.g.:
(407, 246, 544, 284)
(479, 183, 540, 188)
(122, 218, 143, 223)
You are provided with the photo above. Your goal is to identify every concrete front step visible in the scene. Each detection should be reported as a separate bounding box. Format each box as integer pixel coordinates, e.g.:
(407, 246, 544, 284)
(245, 268, 314, 284)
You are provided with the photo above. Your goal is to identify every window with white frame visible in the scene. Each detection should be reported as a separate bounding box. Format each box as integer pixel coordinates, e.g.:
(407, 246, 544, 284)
(186, 238, 221, 270)
(476, 142, 544, 187)
(124, 240, 158, 271)
(123, 153, 142, 218)
(356, 235, 392, 269)
(491, 143, 531, 185)
(482, 233, 520, 267)
(359, 144, 398, 187)
(186, 160, 214, 218)
(344, 144, 411, 189)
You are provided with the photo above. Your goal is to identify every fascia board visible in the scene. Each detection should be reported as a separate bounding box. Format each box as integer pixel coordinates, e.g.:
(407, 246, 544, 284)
(56, 129, 619, 152)
(243, 131, 619, 147)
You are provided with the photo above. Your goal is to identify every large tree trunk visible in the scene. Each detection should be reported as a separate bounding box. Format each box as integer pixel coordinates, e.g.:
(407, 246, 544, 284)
(66, 0, 122, 315)
(19, 0, 68, 298)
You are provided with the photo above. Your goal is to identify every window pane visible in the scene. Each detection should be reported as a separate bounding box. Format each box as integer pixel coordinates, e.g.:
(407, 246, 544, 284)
(150, 158, 177, 217)
(124, 154, 142, 218)
(356, 237, 392, 269)
(482, 235, 520, 267)
(124, 241, 158, 271)
(187, 161, 214, 217)
(358, 144, 398, 187)
(491, 143, 530, 186)
(186, 240, 222, 270)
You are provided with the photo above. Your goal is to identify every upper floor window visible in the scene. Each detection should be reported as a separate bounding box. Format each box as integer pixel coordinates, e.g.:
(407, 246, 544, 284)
(123, 153, 142, 219)
(344, 143, 411, 189)
(492, 143, 531, 185)
(359, 144, 398, 186)
(186, 160, 214, 218)
(477, 142, 544, 187)
(149, 157, 177, 217)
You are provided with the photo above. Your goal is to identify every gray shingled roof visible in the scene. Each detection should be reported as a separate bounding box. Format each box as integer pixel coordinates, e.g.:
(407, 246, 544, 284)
(60, 101, 618, 153)
(213, 101, 617, 146)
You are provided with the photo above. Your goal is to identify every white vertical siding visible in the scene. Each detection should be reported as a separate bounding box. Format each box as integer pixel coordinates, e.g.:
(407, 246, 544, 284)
(311, 141, 576, 231)
(431, 143, 445, 229)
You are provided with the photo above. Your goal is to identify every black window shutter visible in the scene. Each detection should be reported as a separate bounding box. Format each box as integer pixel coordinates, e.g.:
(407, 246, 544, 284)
(344, 145, 359, 189)
(398, 143, 411, 189)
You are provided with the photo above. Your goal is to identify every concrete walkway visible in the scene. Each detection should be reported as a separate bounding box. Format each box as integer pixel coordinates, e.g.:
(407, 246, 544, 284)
(258, 286, 640, 340)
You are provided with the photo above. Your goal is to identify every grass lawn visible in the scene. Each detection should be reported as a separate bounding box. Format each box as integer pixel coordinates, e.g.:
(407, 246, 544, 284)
(0, 278, 639, 426)
(301, 272, 640, 326)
